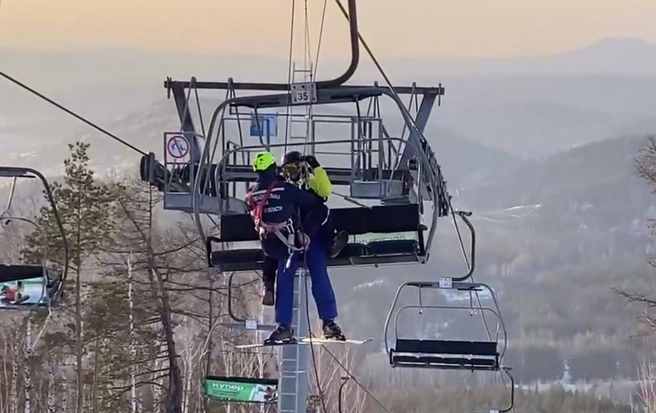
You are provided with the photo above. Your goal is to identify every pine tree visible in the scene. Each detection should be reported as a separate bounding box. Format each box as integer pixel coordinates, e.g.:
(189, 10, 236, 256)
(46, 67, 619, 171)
(23, 141, 118, 413)
(101, 178, 186, 413)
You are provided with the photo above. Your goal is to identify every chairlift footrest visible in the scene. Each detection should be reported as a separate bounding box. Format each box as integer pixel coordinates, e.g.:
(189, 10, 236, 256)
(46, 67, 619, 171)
(389, 339, 500, 370)
(390, 355, 498, 370)
(368, 240, 418, 255)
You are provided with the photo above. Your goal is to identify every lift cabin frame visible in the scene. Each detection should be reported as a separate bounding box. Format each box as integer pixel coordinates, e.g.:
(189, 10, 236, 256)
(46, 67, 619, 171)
(0, 167, 69, 311)
(382, 248, 515, 413)
(191, 84, 452, 272)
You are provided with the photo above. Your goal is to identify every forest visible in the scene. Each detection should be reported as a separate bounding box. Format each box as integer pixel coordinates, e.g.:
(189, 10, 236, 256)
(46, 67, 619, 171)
(0, 141, 653, 413)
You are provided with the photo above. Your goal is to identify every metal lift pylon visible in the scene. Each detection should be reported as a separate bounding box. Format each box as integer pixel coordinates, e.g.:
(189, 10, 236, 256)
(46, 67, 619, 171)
(279, 271, 310, 413)
(207, 268, 312, 413)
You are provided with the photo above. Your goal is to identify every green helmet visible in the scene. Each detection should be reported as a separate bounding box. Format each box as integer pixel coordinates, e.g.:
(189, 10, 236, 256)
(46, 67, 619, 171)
(252, 151, 276, 172)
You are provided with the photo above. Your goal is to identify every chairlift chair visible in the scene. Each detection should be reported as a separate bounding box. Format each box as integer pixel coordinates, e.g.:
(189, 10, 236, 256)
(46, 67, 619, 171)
(200, 88, 448, 271)
(0, 167, 68, 311)
(383, 274, 515, 412)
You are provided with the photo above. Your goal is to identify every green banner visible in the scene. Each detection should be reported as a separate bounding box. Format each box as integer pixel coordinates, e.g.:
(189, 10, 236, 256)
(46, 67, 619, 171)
(204, 377, 278, 403)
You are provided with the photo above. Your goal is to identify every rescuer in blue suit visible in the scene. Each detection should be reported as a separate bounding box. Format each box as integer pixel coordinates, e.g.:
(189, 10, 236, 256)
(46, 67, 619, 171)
(260, 151, 348, 307)
(246, 151, 345, 344)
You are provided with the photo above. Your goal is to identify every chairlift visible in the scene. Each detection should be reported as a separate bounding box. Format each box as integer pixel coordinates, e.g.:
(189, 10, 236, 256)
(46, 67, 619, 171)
(0, 167, 69, 311)
(196, 80, 450, 271)
(382, 226, 514, 412)
(139, 13, 449, 271)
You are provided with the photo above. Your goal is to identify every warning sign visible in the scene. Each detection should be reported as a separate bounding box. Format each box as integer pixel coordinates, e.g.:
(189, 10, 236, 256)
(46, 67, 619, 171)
(166, 135, 189, 159)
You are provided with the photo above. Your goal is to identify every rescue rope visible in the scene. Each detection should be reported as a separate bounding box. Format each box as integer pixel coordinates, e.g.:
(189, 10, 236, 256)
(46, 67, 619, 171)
(283, 0, 297, 153)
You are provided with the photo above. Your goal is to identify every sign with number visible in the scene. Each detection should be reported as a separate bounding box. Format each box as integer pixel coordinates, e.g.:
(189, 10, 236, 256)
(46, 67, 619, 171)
(249, 114, 278, 138)
(290, 82, 317, 104)
(438, 277, 453, 289)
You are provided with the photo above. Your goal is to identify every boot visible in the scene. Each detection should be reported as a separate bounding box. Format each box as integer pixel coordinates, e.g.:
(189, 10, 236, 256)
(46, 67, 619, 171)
(264, 324, 296, 345)
(329, 230, 349, 258)
(322, 320, 346, 341)
(262, 285, 275, 306)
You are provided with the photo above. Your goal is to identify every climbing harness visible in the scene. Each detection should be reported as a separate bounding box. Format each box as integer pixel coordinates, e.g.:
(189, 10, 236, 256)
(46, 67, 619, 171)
(246, 180, 309, 255)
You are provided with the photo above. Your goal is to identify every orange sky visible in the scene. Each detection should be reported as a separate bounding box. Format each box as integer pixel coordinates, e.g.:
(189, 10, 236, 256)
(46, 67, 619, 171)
(1, 0, 656, 58)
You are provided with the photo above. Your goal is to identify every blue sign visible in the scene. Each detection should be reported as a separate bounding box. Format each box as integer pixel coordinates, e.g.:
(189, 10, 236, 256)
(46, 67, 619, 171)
(249, 114, 278, 139)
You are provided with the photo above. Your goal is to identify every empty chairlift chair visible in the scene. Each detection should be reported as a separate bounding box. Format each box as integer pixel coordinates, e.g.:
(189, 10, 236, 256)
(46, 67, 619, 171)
(385, 280, 508, 370)
(383, 279, 515, 412)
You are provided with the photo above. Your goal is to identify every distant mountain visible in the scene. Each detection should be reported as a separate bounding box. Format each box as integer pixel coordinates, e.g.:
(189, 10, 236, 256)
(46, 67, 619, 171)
(428, 127, 520, 186)
(437, 100, 620, 157)
(454, 135, 653, 229)
(4, 39, 656, 160)
(390, 38, 656, 76)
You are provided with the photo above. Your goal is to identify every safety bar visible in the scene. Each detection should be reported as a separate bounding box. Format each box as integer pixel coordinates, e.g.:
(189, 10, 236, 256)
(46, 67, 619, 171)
(393, 305, 502, 343)
(382, 281, 509, 360)
(0, 167, 69, 287)
(338, 377, 350, 413)
(454, 210, 475, 282)
(0, 176, 17, 219)
(499, 369, 515, 413)
(196, 136, 424, 235)
(222, 270, 277, 329)
(214, 136, 409, 185)
(227, 271, 245, 323)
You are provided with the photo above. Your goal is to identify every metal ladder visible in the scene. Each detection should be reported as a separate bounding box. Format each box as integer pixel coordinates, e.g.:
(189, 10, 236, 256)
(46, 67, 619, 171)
(286, 63, 314, 154)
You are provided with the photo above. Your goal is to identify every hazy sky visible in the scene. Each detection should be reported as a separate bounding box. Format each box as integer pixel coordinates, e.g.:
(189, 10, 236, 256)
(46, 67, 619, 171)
(1, 0, 656, 58)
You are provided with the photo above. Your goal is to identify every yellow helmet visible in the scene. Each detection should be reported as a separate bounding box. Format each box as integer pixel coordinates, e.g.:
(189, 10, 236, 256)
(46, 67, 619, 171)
(252, 151, 276, 172)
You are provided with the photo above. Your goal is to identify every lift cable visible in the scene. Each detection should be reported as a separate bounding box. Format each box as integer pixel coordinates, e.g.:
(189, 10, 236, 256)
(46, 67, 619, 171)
(304, 275, 329, 413)
(301, 0, 315, 155)
(0, 70, 147, 156)
(314, 336, 393, 413)
(283, 0, 297, 154)
(298, 4, 329, 413)
(312, 0, 329, 81)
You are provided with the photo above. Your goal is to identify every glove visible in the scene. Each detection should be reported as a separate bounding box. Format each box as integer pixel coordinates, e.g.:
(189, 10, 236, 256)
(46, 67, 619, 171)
(296, 232, 311, 251)
(302, 155, 320, 168)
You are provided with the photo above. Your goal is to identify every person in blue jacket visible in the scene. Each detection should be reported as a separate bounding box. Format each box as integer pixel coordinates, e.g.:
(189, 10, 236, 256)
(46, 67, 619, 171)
(246, 151, 345, 344)
(260, 151, 348, 307)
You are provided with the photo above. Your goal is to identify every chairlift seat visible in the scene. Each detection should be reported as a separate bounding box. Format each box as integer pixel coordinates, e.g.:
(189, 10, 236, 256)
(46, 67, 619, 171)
(207, 203, 426, 272)
(0, 265, 47, 283)
(390, 339, 499, 371)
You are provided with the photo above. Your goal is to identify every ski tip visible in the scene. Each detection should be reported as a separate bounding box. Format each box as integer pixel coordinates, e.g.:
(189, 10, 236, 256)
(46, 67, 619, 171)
(300, 337, 374, 345)
(234, 340, 299, 349)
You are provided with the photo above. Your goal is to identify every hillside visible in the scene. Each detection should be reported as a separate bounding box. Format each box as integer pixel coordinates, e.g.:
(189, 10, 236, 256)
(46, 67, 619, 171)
(1, 104, 654, 386)
(332, 135, 656, 384)
(457, 135, 651, 216)
(2, 40, 656, 388)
